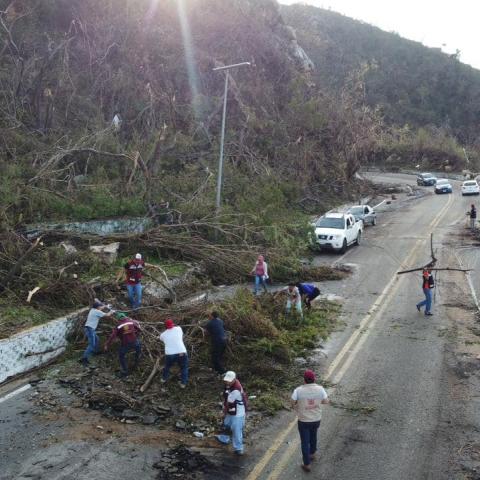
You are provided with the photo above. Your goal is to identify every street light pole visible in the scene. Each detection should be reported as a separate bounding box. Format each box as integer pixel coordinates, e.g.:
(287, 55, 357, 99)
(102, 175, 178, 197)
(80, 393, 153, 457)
(213, 61, 251, 214)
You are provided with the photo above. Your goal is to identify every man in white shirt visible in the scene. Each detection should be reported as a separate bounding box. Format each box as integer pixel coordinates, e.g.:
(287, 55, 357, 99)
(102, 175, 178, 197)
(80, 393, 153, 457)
(80, 300, 113, 366)
(222, 371, 247, 455)
(291, 369, 329, 472)
(159, 319, 188, 388)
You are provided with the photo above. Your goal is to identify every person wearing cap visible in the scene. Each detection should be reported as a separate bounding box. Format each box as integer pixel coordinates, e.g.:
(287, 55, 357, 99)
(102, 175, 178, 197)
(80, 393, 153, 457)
(250, 254, 269, 295)
(104, 312, 142, 377)
(205, 311, 227, 374)
(291, 370, 329, 472)
(124, 253, 146, 309)
(416, 267, 434, 316)
(80, 299, 113, 367)
(159, 319, 188, 388)
(222, 371, 247, 455)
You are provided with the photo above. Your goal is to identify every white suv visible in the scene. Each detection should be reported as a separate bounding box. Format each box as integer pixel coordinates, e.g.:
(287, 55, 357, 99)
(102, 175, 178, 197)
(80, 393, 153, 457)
(314, 212, 363, 253)
(461, 180, 480, 196)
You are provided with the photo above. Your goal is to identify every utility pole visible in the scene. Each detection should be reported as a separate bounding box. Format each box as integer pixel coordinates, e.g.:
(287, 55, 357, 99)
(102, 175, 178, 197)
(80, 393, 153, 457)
(212, 62, 251, 214)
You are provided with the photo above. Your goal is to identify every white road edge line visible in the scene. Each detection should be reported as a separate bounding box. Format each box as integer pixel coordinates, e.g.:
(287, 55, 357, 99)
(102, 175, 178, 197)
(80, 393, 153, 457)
(0, 383, 31, 404)
(454, 251, 480, 312)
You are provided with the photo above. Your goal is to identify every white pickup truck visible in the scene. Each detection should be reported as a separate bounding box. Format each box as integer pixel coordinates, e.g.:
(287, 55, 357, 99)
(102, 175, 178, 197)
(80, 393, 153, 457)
(314, 212, 363, 253)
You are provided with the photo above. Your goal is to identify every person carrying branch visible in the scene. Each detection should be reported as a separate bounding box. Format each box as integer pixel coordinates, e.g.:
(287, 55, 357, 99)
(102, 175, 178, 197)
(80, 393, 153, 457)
(104, 312, 142, 378)
(159, 319, 189, 388)
(80, 299, 114, 367)
(251, 254, 269, 295)
(416, 268, 434, 316)
(468, 204, 477, 231)
(277, 283, 303, 318)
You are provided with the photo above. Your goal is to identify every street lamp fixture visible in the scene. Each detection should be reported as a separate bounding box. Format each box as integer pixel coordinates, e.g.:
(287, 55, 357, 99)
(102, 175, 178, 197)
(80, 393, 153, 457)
(213, 61, 251, 214)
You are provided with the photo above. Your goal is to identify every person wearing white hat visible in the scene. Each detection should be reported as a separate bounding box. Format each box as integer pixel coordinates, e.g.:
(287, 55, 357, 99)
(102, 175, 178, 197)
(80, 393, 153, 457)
(222, 371, 247, 455)
(124, 253, 145, 309)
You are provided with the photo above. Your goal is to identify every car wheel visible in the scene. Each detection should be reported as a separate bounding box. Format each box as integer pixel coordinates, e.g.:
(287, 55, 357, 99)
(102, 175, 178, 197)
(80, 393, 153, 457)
(339, 239, 347, 254)
(372, 217, 377, 226)
(355, 231, 362, 245)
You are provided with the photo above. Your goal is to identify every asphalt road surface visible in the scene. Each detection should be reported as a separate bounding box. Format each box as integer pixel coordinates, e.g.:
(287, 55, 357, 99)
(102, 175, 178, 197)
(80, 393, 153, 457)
(241, 173, 480, 480)
(2, 173, 479, 480)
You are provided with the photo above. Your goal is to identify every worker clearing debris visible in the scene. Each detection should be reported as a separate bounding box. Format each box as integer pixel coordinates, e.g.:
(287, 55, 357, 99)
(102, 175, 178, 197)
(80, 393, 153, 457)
(219, 371, 247, 456)
(124, 253, 145, 309)
(80, 299, 114, 367)
(159, 318, 189, 388)
(296, 282, 321, 310)
(416, 268, 434, 316)
(104, 312, 142, 378)
(275, 283, 303, 319)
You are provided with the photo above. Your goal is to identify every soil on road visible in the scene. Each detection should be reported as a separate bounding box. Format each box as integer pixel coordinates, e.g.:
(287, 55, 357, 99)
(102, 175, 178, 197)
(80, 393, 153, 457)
(2, 173, 480, 480)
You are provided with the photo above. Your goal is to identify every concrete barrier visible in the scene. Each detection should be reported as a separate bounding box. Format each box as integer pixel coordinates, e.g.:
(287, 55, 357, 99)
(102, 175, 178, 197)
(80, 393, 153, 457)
(0, 308, 87, 384)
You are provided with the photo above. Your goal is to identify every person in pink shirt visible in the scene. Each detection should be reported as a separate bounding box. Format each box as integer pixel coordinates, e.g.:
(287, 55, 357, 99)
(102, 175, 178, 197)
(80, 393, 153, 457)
(250, 255, 269, 295)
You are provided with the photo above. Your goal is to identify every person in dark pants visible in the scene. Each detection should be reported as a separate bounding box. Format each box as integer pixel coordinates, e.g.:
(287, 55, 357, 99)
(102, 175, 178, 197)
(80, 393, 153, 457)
(104, 312, 142, 377)
(469, 204, 477, 230)
(416, 268, 434, 316)
(291, 370, 329, 472)
(296, 283, 321, 310)
(159, 319, 189, 388)
(205, 311, 227, 374)
(124, 253, 145, 309)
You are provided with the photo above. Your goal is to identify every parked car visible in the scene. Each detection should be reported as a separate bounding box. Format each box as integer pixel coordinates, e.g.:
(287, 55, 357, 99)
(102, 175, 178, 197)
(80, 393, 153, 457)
(434, 178, 453, 194)
(314, 212, 363, 254)
(348, 205, 377, 226)
(417, 173, 437, 186)
(461, 180, 480, 196)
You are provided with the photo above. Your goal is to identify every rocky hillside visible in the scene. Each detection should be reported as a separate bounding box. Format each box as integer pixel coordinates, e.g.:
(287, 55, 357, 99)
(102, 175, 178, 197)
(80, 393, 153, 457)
(282, 3, 480, 145)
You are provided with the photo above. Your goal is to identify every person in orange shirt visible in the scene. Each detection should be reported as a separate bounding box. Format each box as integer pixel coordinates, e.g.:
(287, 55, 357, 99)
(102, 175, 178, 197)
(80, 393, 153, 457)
(416, 268, 434, 316)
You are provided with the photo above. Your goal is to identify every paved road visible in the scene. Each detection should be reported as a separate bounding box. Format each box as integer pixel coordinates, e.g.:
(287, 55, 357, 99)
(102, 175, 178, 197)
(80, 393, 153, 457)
(2, 174, 478, 480)
(242, 174, 479, 480)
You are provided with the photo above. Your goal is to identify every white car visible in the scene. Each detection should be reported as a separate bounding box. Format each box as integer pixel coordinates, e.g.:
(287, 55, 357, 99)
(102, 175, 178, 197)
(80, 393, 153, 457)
(314, 212, 363, 254)
(461, 180, 480, 196)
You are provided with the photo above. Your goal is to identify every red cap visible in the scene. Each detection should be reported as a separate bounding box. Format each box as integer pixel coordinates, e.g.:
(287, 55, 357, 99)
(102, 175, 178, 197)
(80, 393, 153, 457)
(165, 319, 175, 329)
(304, 369, 316, 383)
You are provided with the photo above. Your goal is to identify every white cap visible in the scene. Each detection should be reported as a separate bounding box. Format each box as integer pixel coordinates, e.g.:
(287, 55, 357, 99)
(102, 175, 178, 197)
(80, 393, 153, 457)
(135, 253, 142, 260)
(223, 371, 236, 382)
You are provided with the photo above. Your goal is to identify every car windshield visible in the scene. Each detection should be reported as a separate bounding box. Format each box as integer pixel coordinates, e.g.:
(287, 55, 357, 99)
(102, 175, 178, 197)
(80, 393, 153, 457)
(317, 217, 345, 229)
(464, 181, 477, 186)
(421, 173, 433, 178)
(436, 179, 448, 185)
(349, 207, 364, 215)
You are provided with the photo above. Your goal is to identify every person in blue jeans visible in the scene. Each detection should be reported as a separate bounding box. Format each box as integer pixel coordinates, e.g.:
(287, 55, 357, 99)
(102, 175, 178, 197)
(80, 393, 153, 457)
(80, 300, 113, 367)
(159, 319, 189, 387)
(222, 371, 247, 455)
(250, 255, 269, 295)
(416, 268, 434, 316)
(124, 253, 145, 309)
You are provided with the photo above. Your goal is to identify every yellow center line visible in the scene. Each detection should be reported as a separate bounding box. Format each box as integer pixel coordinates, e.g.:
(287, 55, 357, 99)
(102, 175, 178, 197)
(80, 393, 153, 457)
(245, 194, 454, 480)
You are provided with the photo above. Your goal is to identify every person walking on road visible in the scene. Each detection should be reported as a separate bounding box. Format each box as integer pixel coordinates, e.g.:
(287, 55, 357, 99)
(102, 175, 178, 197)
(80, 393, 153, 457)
(469, 204, 477, 231)
(104, 312, 142, 377)
(124, 253, 145, 309)
(222, 371, 247, 455)
(80, 300, 113, 366)
(251, 254, 269, 295)
(159, 319, 189, 388)
(205, 311, 227, 374)
(296, 282, 321, 310)
(416, 268, 434, 316)
(291, 369, 329, 472)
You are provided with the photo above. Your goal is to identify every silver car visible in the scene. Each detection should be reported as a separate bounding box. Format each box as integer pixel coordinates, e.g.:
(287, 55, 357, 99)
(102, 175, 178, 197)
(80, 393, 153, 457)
(348, 205, 377, 226)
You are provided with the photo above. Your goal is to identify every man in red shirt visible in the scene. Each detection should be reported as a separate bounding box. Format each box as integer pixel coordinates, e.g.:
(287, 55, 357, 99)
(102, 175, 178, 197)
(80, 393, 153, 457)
(124, 253, 145, 309)
(104, 312, 142, 377)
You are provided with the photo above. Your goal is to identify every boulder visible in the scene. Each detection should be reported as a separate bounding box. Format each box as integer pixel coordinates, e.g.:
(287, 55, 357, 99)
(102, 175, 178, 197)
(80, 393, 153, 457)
(89, 242, 120, 264)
